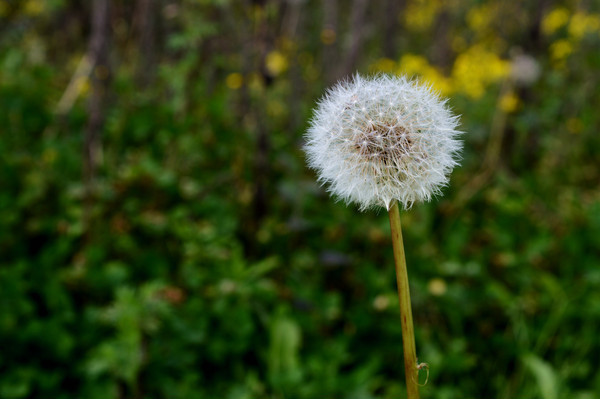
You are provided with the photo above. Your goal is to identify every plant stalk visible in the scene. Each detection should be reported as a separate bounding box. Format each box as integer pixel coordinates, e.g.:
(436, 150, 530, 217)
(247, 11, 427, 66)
(388, 201, 420, 399)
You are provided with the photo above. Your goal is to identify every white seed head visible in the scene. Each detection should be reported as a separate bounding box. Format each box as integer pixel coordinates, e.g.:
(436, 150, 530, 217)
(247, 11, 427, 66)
(304, 74, 463, 211)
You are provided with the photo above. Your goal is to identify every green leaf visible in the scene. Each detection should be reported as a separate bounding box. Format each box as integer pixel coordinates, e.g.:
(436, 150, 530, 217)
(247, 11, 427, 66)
(268, 312, 302, 388)
(522, 353, 559, 399)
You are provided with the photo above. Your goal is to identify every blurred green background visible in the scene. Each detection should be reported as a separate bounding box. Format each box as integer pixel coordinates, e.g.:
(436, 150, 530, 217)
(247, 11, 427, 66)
(1, 0, 600, 398)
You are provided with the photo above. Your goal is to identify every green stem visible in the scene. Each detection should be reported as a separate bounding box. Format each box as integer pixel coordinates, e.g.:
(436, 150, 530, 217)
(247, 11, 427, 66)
(388, 202, 420, 399)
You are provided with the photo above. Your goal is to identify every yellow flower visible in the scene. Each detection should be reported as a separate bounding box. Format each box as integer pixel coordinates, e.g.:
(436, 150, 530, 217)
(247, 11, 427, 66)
(265, 51, 288, 76)
(397, 54, 451, 95)
(24, 0, 44, 16)
(451, 45, 509, 99)
(500, 92, 520, 113)
(320, 28, 336, 45)
(428, 278, 447, 296)
(370, 58, 396, 74)
(226, 73, 243, 90)
(550, 39, 573, 62)
(404, 0, 441, 31)
(467, 3, 494, 34)
(568, 12, 600, 40)
(542, 7, 570, 35)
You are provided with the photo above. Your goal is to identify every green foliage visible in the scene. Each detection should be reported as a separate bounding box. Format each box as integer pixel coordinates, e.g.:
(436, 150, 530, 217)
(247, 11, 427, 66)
(1, 1, 600, 399)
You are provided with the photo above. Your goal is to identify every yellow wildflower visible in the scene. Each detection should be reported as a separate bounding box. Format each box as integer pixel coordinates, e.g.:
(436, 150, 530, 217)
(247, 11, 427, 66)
(428, 278, 447, 296)
(370, 58, 397, 74)
(451, 45, 509, 99)
(226, 73, 243, 90)
(24, 0, 44, 16)
(467, 3, 494, 34)
(568, 12, 600, 40)
(542, 7, 570, 35)
(500, 92, 520, 113)
(397, 54, 451, 95)
(550, 39, 573, 61)
(404, 0, 441, 31)
(265, 50, 288, 76)
(320, 28, 336, 45)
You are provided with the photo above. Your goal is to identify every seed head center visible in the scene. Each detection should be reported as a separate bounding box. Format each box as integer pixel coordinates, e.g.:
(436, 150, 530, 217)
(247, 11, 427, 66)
(354, 123, 412, 164)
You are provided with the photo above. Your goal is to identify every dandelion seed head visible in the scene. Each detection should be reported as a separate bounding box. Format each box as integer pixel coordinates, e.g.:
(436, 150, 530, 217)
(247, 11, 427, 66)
(304, 74, 463, 211)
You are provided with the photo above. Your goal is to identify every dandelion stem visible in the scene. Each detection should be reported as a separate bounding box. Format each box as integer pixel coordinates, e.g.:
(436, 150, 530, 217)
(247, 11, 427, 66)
(388, 201, 420, 399)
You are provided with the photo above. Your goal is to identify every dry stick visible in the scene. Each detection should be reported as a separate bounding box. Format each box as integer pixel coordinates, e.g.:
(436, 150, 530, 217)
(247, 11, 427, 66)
(388, 201, 420, 399)
(55, 55, 94, 116)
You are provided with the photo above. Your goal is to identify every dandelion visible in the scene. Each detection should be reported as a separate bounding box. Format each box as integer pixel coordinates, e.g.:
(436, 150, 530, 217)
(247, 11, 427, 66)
(510, 53, 541, 86)
(304, 74, 463, 399)
(304, 74, 462, 211)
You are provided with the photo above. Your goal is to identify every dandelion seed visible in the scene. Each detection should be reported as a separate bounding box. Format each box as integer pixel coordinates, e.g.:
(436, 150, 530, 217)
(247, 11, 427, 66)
(304, 73, 463, 211)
